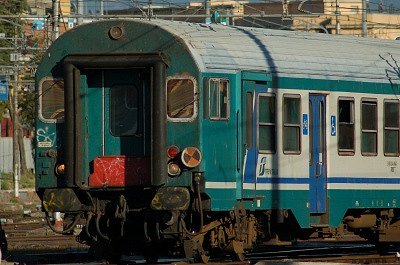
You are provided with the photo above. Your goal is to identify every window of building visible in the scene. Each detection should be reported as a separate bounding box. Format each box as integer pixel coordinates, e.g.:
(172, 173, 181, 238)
(361, 99, 378, 156)
(39, 79, 64, 122)
(258, 93, 276, 153)
(338, 98, 355, 155)
(167, 76, 197, 120)
(384, 99, 399, 156)
(110, 85, 138, 136)
(209, 78, 229, 120)
(283, 94, 301, 154)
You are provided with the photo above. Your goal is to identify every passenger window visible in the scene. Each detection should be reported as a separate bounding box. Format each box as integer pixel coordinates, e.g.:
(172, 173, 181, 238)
(258, 94, 276, 153)
(338, 98, 355, 155)
(283, 94, 301, 154)
(361, 99, 378, 156)
(384, 100, 399, 156)
(209, 78, 229, 120)
(167, 76, 197, 120)
(39, 79, 64, 122)
(110, 85, 138, 136)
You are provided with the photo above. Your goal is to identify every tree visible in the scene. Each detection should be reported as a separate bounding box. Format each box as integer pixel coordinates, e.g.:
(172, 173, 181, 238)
(0, 0, 28, 64)
(0, 0, 30, 176)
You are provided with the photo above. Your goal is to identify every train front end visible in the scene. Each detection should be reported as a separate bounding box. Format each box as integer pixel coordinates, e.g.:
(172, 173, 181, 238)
(35, 21, 202, 259)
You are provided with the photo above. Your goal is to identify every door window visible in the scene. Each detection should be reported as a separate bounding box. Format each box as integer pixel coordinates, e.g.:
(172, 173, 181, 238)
(283, 94, 301, 154)
(209, 78, 229, 120)
(258, 93, 276, 153)
(110, 85, 138, 136)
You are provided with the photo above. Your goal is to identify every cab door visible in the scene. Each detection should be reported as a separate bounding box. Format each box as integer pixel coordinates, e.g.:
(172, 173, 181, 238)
(309, 94, 327, 213)
(80, 68, 151, 183)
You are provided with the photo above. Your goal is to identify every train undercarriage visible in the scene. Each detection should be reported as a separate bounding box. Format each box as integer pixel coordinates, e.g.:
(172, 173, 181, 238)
(41, 187, 400, 263)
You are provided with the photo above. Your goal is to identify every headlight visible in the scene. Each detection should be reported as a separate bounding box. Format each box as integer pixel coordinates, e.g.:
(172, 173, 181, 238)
(55, 163, 65, 176)
(167, 162, 181, 177)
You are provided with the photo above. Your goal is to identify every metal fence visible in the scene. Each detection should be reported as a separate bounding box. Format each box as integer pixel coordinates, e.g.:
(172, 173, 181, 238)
(0, 138, 34, 173)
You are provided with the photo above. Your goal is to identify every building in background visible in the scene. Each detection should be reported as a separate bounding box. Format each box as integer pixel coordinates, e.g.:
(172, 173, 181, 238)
(24, 0, 400, 40)
(292, 0, 400, 39)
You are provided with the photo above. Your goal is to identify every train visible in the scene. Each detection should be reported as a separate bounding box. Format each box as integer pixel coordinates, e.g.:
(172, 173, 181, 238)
(35, 19, 400, 262)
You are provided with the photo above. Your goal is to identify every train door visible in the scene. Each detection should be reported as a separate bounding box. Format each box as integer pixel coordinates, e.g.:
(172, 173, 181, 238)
(242, 78, 270, 199)
(309, 94, 327, 213)
(81, 68, 151, 179)
(242, 80, 257, 198)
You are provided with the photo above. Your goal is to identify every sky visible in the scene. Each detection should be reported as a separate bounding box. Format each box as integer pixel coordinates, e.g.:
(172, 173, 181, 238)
(82, 0, 400, 13)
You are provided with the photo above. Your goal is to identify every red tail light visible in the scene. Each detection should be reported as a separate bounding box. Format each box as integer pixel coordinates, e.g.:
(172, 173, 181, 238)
(167, 145, 180, 158)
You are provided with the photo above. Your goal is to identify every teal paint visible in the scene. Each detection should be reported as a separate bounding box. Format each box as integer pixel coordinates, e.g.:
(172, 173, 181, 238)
(242, 71, 272, 82)
(198, 73, 243, 200)
(209, 188, 310, 227)
(276, 76, 399, 95)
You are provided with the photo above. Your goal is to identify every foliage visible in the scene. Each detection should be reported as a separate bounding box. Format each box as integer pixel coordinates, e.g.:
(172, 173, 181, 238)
(20, 170, 35, 189)
(0, 1, 35, 130)
(0, 101, 9, 119)
(0, 0, 29, 64)
(1, 173, 11, 190)
(19, 91, 35, 129)
(0, 171, 35, 190)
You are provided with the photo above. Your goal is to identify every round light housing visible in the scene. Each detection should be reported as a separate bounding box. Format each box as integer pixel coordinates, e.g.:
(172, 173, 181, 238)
(181, 147, 202, 168)
(167, 162, 181, 177)
(109, 25, 125, 40)
(55, 163, 65, 176)
(167, 145, 180, 158)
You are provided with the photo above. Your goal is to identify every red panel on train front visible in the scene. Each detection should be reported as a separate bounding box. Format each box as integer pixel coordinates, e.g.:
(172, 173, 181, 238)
(89, 156, 151, 188)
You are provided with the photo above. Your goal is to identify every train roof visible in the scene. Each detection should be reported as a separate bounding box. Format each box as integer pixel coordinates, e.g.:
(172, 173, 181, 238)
(140, 19, 400, 84)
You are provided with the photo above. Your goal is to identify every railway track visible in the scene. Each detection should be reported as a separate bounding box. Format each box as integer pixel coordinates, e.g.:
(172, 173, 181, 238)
(157, 243, 400, 265)
(2, 217, 86, 250)
(244, 242, 400, 264)
(0, 209, 399, 264)
(0, 210, 91, 264)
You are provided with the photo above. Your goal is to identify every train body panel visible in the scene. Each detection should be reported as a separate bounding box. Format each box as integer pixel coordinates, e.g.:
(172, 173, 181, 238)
(35, 19, 400, 261)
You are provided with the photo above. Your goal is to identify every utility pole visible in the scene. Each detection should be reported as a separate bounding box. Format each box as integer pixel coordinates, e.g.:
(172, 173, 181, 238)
(362, 0, 367, 37)
(77, 0, 84, 25)
(52, 0, 60, 41)
(100, 0, 104, 16)
(335, 0, 340, 34)
(12, 26, 19, 199)
(205, 0, 211, 24)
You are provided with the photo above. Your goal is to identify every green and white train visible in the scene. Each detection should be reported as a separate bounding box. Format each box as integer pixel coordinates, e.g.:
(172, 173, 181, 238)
(35, 19, 400, 261)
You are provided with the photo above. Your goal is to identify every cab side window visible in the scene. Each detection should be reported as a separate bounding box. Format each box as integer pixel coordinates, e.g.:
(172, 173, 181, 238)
(39, 79, 64, 122)
(167, 76, 197, 121)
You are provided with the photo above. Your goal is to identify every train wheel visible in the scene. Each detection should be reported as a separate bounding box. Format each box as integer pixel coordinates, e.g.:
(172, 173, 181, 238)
(143, 241, 160, 263)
